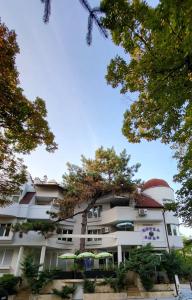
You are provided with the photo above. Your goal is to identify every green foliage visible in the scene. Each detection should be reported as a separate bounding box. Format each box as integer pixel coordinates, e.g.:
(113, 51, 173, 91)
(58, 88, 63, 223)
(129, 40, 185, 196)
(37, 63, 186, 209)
(178, 239, 192, 280)
(125, 244, 160, 291)
(52, 285, 75, 299)
(0, 21, 57, 206)
(161, 249, 191, 282)
(83, 278, 95, 293)
(101, 263, 127, 292)
(101, 0, 192, 226)
(50, 147, 140, 250)
(13, 221, 57, 238)
(0, 274, 20, 295)
(21, 254, 54, 294)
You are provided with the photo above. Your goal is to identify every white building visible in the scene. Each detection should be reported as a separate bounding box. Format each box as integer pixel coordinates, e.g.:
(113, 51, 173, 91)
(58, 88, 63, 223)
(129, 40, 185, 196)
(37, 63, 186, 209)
(0, 177, 183, 276)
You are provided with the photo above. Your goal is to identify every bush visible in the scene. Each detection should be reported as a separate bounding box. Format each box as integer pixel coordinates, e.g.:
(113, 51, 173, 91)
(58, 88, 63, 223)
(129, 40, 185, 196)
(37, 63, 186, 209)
(125, 244, 160, 291)
(52, 285, 75, 299)
(0, 274, 21, 295)
(83, 278, 95, 293)
(21, 254, 55, 294)
(98, 264, 127, 292)
(140, 275, 154, 291)
(160, 250, 187, 282)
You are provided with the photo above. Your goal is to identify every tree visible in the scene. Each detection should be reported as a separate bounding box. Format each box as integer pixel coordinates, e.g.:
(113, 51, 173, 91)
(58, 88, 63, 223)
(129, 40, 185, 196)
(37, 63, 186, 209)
(40, 0, 107, 45)
(101, 0, 192, 226)
(125, 244, 160, 291)
(161, 250, 185, 283)
(0, 22, 57, 206)
(180, 237, 192, 288)
(50, 147, 140, 251)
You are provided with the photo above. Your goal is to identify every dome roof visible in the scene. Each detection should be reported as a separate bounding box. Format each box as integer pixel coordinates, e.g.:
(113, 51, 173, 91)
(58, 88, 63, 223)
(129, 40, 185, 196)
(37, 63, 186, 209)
(47, 179, 57, 184)
(142, 178, 170, 191)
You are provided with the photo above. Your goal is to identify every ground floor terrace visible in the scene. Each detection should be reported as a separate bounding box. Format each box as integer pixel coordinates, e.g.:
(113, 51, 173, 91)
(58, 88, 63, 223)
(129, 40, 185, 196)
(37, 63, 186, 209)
(0, 243, 169, 277)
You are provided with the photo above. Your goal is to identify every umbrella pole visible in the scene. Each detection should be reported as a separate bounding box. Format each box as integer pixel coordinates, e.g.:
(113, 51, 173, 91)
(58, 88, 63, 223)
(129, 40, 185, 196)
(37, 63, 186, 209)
(106, 258, 108, 270)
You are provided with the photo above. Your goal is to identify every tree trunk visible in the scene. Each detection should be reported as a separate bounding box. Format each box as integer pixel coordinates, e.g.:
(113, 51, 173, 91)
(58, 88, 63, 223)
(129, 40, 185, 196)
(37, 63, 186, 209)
(80, 211, 87, 251)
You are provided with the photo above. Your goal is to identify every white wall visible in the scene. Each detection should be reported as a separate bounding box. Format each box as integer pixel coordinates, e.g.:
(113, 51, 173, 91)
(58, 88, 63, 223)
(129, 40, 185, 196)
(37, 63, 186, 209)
(143, 187, 175, 204)
(100, 207, 163, 225)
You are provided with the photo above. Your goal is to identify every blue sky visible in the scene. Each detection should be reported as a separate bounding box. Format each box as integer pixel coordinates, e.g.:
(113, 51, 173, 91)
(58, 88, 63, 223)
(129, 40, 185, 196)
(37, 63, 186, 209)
(0, 1, 191, 235)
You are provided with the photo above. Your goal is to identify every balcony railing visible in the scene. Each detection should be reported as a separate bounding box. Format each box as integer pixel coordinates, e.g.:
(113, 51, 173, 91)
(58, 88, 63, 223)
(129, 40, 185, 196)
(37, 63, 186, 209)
(101, 206, 163, 225)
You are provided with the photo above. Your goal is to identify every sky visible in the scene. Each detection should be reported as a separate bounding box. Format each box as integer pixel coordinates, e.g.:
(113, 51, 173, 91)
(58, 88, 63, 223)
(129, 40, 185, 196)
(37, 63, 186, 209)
(0, 0, 191, 236)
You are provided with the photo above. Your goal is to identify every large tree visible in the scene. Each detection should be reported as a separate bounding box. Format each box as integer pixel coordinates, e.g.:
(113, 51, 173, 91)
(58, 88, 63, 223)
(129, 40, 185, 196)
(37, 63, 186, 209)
(100, 0, 192, 226)
(0, 22, 57, 205)
(50, 147, 140, 250)
(40, 0, 192, 226)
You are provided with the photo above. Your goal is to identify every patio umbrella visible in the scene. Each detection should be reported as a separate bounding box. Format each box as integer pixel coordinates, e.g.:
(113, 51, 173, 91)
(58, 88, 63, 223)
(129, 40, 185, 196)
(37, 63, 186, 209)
(58, 253, 77, 259)
(58, 253, 77, 271)
(77, 252, 95, 259)
(95, 252, 113, 270)
(116, 221, 133, 229)
(77, 252, 95, 271)
(95, 252, 113, 259)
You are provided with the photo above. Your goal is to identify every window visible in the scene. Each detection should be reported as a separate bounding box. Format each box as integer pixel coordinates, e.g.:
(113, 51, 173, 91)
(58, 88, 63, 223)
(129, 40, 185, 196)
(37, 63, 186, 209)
(167, 224, 179, 236)
(0, 249, 13, 265)
(57, 228, 73, 242)
(172, 225, 179, 236)
(88, 206, 102, 218)
(12, 195, 20, 202)
(87, 228, 102, 242)
(0, 224, 11, 237)
(167, 224, 172, 236)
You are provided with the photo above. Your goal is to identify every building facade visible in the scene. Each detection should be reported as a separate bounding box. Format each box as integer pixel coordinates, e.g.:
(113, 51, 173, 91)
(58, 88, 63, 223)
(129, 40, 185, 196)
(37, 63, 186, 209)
(0, 177, 183, 276)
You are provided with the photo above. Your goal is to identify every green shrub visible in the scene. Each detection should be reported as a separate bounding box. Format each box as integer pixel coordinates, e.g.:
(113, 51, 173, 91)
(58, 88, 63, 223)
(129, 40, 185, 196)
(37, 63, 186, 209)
(21, 254, 55, 294)
(140, 275, 154, 291)
(83, 278, 95, 293)
(52, 285, 75, 299)
(160, 250, 189, 282)
(100, 264, 127, 292)
(0, 274, 20, 295)
(125, 244, 160, 291)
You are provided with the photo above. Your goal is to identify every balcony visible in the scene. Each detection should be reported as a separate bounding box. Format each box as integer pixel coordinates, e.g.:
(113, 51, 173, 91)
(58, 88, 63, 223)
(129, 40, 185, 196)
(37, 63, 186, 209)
(0, 203, 20, 217)
(85, 231, 142, 248)
(0, 203, 59, 220)
(13, 231, 64, 249)
(85, 230, 169, 249)
(0, 231, 14, 243)
(27, 204, 54, 219)
(101, 207, 163, 225)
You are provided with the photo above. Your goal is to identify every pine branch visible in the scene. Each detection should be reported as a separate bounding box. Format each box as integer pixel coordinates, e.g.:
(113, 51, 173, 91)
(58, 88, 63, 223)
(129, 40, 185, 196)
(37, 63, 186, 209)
(40, 0, 108, 45)
(41, 0, 51, 23)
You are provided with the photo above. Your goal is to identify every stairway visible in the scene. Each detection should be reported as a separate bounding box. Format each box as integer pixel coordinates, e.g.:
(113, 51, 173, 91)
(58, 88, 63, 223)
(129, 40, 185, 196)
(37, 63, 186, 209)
(15, 288, 31, 300)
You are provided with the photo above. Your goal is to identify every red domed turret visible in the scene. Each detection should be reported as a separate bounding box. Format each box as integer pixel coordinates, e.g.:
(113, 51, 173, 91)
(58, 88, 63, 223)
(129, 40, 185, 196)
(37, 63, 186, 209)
(142, 179, 170, 191)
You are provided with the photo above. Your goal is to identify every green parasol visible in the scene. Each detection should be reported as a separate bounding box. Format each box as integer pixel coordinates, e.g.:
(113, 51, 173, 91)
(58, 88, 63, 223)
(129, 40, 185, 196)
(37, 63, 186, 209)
(77, 252, 95, 259)
(58, 253, 77, 271)
(58, 253, 77, 259)
(95, 252, 113, 259)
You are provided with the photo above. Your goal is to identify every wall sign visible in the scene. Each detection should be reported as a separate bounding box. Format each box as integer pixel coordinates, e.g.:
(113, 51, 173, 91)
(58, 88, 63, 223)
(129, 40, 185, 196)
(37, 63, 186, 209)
(141, 226, 161, 241)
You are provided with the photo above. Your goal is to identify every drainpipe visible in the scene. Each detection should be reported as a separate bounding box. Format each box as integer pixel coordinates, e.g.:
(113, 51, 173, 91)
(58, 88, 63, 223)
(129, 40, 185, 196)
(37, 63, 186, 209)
(162, 210, 179, 296)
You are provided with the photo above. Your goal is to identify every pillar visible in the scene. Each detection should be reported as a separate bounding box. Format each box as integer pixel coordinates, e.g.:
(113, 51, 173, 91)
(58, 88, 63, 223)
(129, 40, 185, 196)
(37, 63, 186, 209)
(39, 245, 46, 271)
(117, 244, 122, 265)
(175, 274, 180, 293)
(15, 246, 24, 276)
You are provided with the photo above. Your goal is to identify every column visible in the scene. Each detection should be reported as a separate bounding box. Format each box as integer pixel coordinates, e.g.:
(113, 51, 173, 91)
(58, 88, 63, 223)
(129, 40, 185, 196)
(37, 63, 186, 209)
(117, 244, 122, 265)
(175, 274, 180, 293)
(14, 246, 24, 276)
(39, 245, 46, 272)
